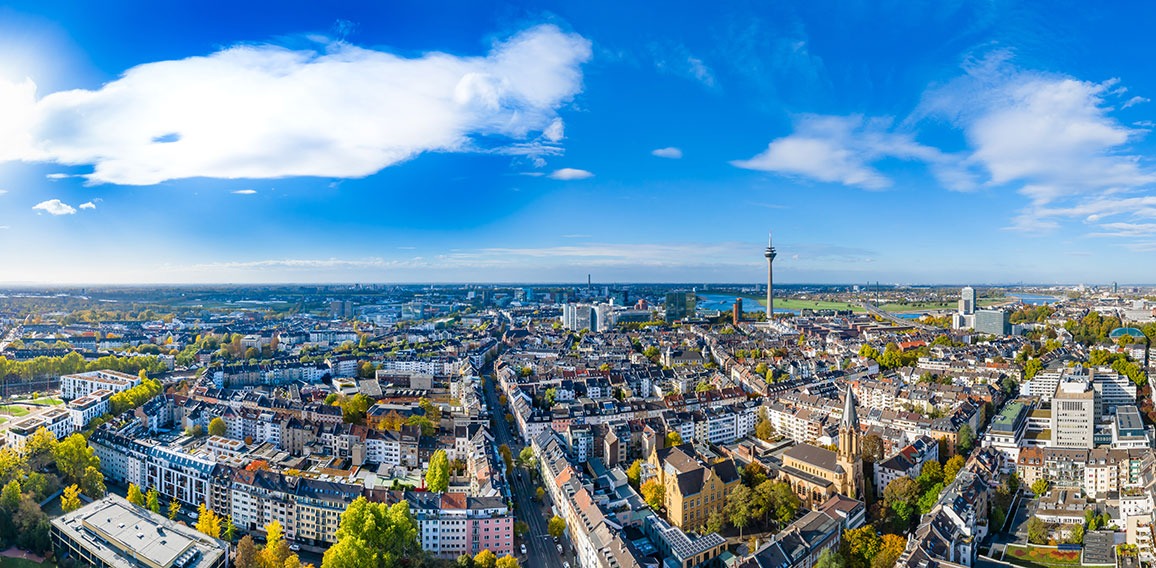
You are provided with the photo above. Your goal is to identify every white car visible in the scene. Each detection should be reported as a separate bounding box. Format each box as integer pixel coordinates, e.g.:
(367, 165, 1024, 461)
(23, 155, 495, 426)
(289, 544, 300, 552)
(564, 563, 570, 568)
(557, 544, 563, 554)
(520, 544, 527, 555)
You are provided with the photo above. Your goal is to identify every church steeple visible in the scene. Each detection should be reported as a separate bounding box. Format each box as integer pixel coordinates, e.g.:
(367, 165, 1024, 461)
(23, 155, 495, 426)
(836, 386, 864, 499)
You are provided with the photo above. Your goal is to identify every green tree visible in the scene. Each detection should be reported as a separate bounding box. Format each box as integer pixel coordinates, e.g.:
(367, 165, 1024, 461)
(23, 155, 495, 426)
(1068, 523, 1085, 545)
(426, 450, 450, 493)
(726, 484, 754, 540)
(54, 433, 100, 484)
(956, 424, 975, 454)
(208, 417, 227, 437)
(756, 418, 774, 441)
(815, 548, 845, 568)
(1, 479, 22, 511)
(513, 521, 529, 537)
(544, 388, 557, 407)
(81, 465, 106, 498)
(147, 488, 160, 513)
(1026, 517, 1048, 544)
(917, 483, 944, 514)
(321, 497, 420, 568)
(705, 509, 725, 534)
(861, 434, 883, 463)
(917, 461, 943, 489)
(455, 554, 474, 568)
(548, 515, 567, 539)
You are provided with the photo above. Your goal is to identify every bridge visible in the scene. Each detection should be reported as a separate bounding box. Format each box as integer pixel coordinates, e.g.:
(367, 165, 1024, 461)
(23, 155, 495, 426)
(857, 301, 937, 331)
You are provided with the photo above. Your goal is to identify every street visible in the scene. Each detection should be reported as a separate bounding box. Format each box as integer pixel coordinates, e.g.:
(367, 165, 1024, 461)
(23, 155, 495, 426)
(482, 369, 572, 568)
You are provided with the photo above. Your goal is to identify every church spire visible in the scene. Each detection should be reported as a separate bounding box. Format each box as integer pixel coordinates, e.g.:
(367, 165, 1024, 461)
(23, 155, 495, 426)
(841, 385, 859, 431)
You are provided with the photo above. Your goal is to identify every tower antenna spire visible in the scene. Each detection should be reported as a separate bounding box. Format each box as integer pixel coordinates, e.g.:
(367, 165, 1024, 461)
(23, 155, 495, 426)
(764, 231, 777, 323)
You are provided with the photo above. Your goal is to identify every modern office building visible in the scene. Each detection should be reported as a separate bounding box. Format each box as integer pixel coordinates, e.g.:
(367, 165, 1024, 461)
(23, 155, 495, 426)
(61, 369, 141, 400)
(959, 286, 976, 315)
(732, 298, 743, 326)
(51, 494, 228, 568)
(664, 292, 696, 323)
(1052, 375, 1096, 448)
(973, 309, 1010, 336)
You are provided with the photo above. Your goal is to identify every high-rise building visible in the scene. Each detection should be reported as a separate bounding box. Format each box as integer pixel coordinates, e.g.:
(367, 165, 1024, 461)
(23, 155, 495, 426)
(974, 309, 1009, 336)
(1052, 375, 1096, 448)
(665, 292, 696, 323)
(732, 298, 743, 326)
(958, 286, 976, 315)
(330, 300, 356, 318)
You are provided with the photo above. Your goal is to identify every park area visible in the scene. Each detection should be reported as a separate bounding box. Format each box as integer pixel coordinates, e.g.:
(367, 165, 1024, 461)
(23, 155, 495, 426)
(1005, 545, 1083, 568)
(0, 549, 54, 568)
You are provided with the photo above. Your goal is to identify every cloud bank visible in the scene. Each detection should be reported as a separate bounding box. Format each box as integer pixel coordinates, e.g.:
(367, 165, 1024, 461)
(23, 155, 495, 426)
(0, 25, 592, 185)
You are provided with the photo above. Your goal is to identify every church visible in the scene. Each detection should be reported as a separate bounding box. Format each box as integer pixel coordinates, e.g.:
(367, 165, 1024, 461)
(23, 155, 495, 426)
(777, 386, 865, 506)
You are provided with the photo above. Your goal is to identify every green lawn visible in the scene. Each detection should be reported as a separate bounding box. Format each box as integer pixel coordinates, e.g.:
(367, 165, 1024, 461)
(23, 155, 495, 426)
(0, 557, 56, 568)
(30, 398, 63, 406)
(1005, 545, 1083, 568)
(0, 405, 30, 416)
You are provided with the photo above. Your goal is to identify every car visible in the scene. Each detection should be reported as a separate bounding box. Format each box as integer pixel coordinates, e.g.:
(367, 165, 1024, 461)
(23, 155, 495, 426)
(557, 544, 563, 554)
(563, 563, 570, 568)
(289, 544, 300, 552)
(520, 544, 527, 555)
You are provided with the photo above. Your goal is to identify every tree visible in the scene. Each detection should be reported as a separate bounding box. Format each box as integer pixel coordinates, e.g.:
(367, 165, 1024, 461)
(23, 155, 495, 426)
(224, 515, 236, 541)
(0, 479, 21, 511)
(169, 500, 181, 520)
(81, 465, 106, 498)
(496, 555, 518, 568)
(24, 427, 58, 471)
(518, 446, 535, 468)
(843, 526, 881, 568)
(536, 487, 545, 501)
(54, 433, 100, 484)
(261, 520, 291, 568)
(321, 497, 420, 568)
(873, 534, 908, 568)
(861, 434, 883, 463)
(513, 521, 529, 537)
(756, 418, 775, 441)
(917, 483, 944, 514)
(548, 515, 567, 538)
(705, 509, 725, 534)
(456, 554, 474, 568)
(1031, 479, 1050, 496)
(943, 455, 965, 484)
(426, 450, 450, 492)
(1069, 523, 1085, 545)
(236, 536, 260, 568)
(62, 484, 82, 513)
(474, 550, 497, 568)
(128, 483, 145, 507)
(956, 424, 974, 454)
(727, 484, 754, 539)
(196, 504, 221, 538)
(815, 548, 845, 568)
(544, 388, 557, 407)
(147, 488, 160, 513)
(917, 461, 943, 489)
(209, 417, 227, 437)
(626, 460, 642, 489)
(641, 480, 665, 511)
(1026, 517, 1048, 544)
(666, 431, 683, 447)
(498, 444, 514, 477)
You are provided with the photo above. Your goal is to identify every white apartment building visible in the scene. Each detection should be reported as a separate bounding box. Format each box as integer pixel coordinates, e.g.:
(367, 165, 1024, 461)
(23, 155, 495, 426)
(61, 370, 141, 400)
(67, 389, 112, 431)
(1052, 376, 1096, 449)
(5, 407, 75, 448)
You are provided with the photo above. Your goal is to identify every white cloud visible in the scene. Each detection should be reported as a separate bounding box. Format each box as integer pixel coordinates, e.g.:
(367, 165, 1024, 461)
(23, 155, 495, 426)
(548, 168, 593, 180)
(32, 199, 76, 215)
(232, 189, 257, 195)
(0, 25, 591, 185)
(45, 173, 72, 180)
(0, 189, 6, 195)
(78, 201, 96, 209)
(1122, 96, 1149, 109)
(732, 115, 961, 190)
(651, 147, 683, 159)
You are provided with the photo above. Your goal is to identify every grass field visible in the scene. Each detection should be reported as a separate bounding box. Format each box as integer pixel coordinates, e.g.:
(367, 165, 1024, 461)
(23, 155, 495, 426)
(30, 397, 63, 405)
(0, 405, 30, 417)
(0, 557, 55, 568)
(1005, 545, 1083, 568)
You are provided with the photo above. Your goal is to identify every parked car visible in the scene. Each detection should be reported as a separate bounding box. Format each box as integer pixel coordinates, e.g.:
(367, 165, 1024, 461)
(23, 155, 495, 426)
(563, 562, 570, 568)
(557, 544, 563, 554)
(520, 544, 527, 555)
(289, 544, 300, 552)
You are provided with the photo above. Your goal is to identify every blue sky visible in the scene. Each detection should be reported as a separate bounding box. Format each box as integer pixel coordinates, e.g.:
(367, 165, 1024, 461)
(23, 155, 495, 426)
(2, 1, 1156, 284)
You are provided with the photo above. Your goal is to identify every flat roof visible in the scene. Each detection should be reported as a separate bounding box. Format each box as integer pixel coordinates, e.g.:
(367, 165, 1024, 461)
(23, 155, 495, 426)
(52, 495, 226, 568)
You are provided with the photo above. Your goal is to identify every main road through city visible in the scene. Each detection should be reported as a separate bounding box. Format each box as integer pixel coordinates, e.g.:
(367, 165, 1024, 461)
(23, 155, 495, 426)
(481, 363, 571, 568)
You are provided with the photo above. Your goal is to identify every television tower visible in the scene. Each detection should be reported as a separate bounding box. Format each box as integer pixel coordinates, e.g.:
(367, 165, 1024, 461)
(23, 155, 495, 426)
(764, 232, 777, 321)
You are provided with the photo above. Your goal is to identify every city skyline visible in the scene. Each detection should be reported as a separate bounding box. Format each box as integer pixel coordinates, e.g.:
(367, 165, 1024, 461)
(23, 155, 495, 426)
(2, 2, 1156, 284)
